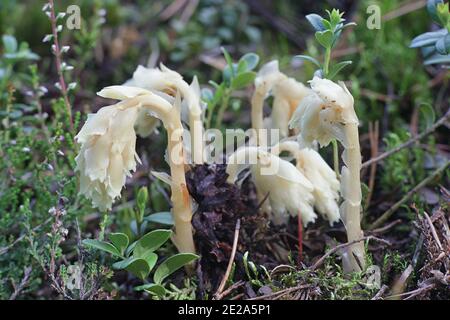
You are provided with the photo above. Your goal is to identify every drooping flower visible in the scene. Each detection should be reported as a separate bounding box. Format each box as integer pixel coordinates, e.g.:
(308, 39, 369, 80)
(252, 60, 311, 143)
(76, 85, 196, 253)
(124, 64, 204, 163)
(289, 76, 356, 147)
(75, 102, 140, 210)
(226, 146, 316, 226)
(271, 77, 311, 137)
(289, 76, 365, 272)
(271, 141, 340, 225)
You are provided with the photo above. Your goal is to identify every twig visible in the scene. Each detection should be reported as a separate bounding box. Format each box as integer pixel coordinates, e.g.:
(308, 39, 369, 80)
(390, 264, 414, 299)
(371, 284, 389, 300)
(362, 108, 450, 169)
(364, 121, 379, 211)
(247, 284, 310, 300)
(48, 0, 73, 131)
(368, 161, 450, 230)
(214, 219, 241, 299)
(369, 219, 402, 234)
(382, 0, 426, 22)
(9, 267, 32, 300)
(386, 283, 435, 300)
(310, 236, 391, 271)
(0, 218, 52, 256)
(215, 281, 245, 300)
(423, 211, 444, 252)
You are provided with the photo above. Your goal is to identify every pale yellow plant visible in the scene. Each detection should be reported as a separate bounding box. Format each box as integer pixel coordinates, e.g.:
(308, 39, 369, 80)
(226, 146, 316, 225)
(290, 76, 365, 272)
(124, 64, 204, 164)
(251, 60, 311, 144)
(76, 86, 195, 254)
(271, 140, 340, 225)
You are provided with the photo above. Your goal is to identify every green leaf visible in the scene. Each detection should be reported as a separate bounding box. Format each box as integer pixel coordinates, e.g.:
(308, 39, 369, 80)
(315, 30, 334, 48)
(410, 29, 447, 48)
(113, 258, 151, 280)
(328, 61, 352, 79)
(2, 35, 17, 53)
(237, 59, 248, 73)
(82, 239, 121, 257)
(294, 55, 321, 68)
(136, 187, 148, 219)
(144, 212, 174, 225)
(221, 47, 233, 68)
(109, 233, 129, 255)
(133, 229, 172, 257)
(435, 34, 450, 55)
(306, 14, 326, 31)
(427, 0, 445, 25)
(134, 283, 166, 297)
(201, 88, 214, 102)
(231, 71, 256, 90)
(153, 253, 199, 284)
(424, 53, 450, 65)
(419, 103, 436, 129)
(239, 53, 259, 71)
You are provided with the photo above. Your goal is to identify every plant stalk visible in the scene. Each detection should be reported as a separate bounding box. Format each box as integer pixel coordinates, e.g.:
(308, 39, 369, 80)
(341, 123, 365, 272)
(165, 108, 196, 254)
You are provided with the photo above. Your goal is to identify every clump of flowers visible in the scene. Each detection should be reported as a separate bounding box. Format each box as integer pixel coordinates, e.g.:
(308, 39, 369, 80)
(75, 85, 196, 253)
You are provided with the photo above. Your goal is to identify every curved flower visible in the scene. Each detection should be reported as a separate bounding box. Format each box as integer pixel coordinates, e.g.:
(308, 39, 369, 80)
(289, 76, 356, 147)
(124, 64, 204, 163)
(271, 77, 311, 138)
(271, 141, 340, 225)
(75, 102, 140, 210)
(252, 60, 311, 143)
(226, 146, 315, 226)
(76, 85, 196, 254)
(289, 77, 365, 272)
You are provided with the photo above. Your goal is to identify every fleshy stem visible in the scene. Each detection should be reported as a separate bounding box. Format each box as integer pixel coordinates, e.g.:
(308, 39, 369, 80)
(121, 95, 196, 254)
(48, 0, 74, 132)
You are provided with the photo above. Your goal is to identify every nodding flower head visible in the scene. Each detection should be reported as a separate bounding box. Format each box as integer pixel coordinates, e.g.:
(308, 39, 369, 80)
(289, 76, 356, 147)
(226, 146, 316, 226)
(254, 60, 286, 95)
(75, 102, 141, 211)
(76, 85, 174, 211)
(271, 141, 340, 225)
(271, 77, 311, 137)
(125, 63, 202, 116)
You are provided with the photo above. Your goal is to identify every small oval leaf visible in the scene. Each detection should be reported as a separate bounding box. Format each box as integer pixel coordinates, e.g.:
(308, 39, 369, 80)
(82, 239, 121, 257)
(231, 71, 256, 90)
(144, 212, 174, 225)
(133, 229, 172, 257)
(109, 233, 129, 255)
(154, 253, 199, 284)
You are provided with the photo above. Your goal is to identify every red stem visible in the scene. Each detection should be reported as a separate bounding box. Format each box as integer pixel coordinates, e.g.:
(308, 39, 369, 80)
(298, 212, 303, 265)
(49, 0, 74, 132)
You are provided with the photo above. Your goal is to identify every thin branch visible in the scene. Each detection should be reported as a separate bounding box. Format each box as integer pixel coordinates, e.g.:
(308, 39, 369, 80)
(371, 284, 389, 300)
(364, 121, 379, 211)
(214, 219, 241, 299)
(9, 267, 32, 300)
(362, 108, 450, 169)
(48, 0, 74, 131)
(247, 284, 310, 301)
(368, 161, 450, 230)
(310, 236, 391, 271)
(423, 211, 444, 252)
